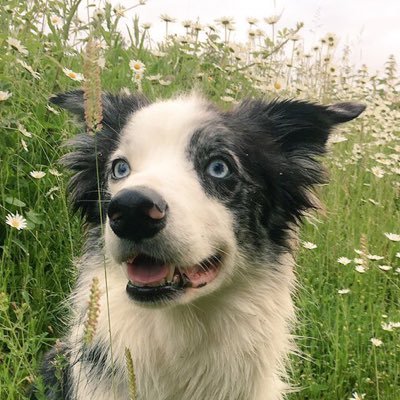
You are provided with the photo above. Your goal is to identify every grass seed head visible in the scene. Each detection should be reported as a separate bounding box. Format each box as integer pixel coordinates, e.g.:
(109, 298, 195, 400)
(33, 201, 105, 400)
(83, 38, 103, 135)
(125, 347, 137, 400)
(83, 277, 101, 344)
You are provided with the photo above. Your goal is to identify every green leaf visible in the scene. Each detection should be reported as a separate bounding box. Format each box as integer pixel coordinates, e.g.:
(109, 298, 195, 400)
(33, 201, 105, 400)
(26, 210, 44, 225)
(5, 197, 27, 207)
(11, 238, 29, 256)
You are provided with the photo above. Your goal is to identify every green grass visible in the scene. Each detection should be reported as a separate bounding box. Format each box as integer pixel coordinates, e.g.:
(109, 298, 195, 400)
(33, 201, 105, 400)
(0, 1, 399, 399)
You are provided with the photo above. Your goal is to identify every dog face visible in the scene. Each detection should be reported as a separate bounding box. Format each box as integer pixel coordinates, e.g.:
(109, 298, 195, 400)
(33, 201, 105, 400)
(52, 91, 365, 306)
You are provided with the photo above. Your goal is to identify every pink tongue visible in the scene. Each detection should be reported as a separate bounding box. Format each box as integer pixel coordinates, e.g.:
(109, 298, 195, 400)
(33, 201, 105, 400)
(127, 257, 169, 284)
(185, 265, 218, 287)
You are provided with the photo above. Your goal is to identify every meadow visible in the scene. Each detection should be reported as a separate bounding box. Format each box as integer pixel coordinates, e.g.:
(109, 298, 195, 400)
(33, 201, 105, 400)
(0, 1, 399, 399)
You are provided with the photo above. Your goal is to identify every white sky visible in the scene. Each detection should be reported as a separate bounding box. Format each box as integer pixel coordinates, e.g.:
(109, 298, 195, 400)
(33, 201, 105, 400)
(118, 0, 400, 73)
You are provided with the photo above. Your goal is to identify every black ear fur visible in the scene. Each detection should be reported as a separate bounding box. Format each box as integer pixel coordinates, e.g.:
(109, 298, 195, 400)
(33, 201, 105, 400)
(235, 99, 365, 154)
(52, 90, 150, 224)
(230, 99, 365, 246)
(326, 102, 366, 124)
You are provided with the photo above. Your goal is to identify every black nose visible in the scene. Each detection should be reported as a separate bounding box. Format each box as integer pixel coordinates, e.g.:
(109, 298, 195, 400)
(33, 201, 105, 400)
(107, 187, 168, 241)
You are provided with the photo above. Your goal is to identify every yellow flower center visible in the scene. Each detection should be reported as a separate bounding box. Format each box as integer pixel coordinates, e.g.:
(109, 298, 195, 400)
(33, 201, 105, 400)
(274, 82, 282, 90)
(11, 220, 20, 228)
(133, 63, 141, 70)
(68, 72, 77, 79)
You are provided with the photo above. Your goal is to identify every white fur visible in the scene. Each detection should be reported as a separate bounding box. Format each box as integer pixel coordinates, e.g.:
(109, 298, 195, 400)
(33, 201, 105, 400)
(66, 95, 296, 400)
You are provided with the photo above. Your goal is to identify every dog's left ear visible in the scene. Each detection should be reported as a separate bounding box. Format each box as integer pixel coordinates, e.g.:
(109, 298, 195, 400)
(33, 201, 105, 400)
(235, 99, 365, 155)
(325, 102, 366, 124)
(272, 100, 365, 153)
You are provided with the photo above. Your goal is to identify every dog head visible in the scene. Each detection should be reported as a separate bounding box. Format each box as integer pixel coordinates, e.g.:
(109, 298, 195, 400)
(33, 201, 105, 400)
(52, 91, 365, 306)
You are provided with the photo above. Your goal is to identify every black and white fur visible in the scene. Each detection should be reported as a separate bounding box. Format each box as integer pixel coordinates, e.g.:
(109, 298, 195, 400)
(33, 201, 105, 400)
(37, 91, 364, 400)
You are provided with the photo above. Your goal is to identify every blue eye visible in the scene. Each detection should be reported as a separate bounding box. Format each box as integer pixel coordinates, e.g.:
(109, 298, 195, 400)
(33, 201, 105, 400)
(112, 159, 130, 179)
(206, 159, 231, 179)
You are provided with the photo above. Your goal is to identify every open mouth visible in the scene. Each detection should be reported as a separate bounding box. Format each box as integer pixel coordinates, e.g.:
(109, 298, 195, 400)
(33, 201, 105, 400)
(125, 253, 223, 303)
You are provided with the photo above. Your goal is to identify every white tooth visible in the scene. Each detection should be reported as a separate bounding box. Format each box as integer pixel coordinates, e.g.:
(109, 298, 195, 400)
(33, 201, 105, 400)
(167, 266, 175, 282)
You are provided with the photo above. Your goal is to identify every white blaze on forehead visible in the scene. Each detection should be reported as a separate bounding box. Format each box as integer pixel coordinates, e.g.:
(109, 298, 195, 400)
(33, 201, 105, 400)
(118, 94, 213, 165)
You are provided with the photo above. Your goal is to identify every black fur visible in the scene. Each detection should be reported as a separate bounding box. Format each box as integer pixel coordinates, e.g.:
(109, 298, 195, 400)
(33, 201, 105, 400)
(51, 90, 149, 224)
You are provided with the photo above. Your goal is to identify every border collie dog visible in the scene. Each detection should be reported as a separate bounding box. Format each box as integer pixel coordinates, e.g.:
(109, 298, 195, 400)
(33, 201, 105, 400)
(40, 91, 364, 400)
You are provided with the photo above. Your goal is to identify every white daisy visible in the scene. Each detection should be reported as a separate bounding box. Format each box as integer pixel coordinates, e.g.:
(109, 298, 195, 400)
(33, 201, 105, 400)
(384, 232, 400, 242)
(30, 171, 46, 179)
(62, 67, 84, 81)
(337, 257, 352, 265)
(355, 265, 366, 273)
(378, 265, 392, 271)
(17, 123, 33, 138)
(367, 254, 384, 261)
(338, 289, 350, 295)
(5, 212, 28, 230)
(329, 133, 348, 144)
(113, 4, 126, 17)
(50, 15, 63, 27)
(0, 90, 12, 101)
(221, 96, 235, 103)
(302, 241, 317, 250)
(215, 16, 235, 26)
(381, 322, 393, 331)
(151, 50, 166, 57)
(7, 37, 28, 55)
(129, 60, 146, 74)
(349, 392, 366, 400)
(370, 166, 385, 178)
(265, 15, 281, 25)
(370, 338, 383, 347)
(247, 17, 258, 25)
(49, 169, 62, 177)
(160, 14, 176, 23)
(16, 59, 41, 79)
(93, 8, 105, 19)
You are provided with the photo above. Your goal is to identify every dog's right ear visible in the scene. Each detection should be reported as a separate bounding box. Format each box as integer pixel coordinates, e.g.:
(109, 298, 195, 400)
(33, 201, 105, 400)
(50, 89, 149, 133)
(51, 90, 149, 225)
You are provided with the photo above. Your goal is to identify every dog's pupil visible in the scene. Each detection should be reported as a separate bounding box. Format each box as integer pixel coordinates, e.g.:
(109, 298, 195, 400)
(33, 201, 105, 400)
(118, 163, 127, 174)
(213, 162, 225, 175)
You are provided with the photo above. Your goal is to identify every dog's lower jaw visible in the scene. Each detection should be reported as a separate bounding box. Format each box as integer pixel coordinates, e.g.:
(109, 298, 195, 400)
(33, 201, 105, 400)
(66, 253, 295, 400)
